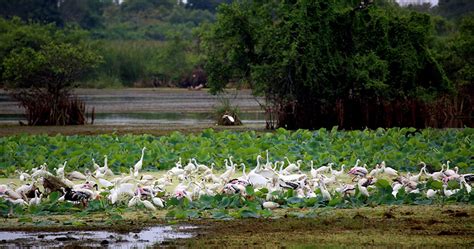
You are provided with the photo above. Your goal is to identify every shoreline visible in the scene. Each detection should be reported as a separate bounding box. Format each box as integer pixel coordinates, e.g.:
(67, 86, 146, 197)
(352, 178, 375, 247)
(0, 205, 472, 247)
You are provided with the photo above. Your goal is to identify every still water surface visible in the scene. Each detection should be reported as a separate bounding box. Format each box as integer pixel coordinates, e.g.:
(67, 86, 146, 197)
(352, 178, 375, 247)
(0, 225, 195, 248)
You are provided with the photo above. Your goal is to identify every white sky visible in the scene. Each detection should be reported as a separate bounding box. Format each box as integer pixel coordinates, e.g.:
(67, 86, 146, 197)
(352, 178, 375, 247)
(396, 0, 439, 6)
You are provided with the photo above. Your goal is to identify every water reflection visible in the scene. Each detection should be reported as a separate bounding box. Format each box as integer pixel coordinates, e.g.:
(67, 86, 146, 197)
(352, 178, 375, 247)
(0, 112, 266, 125)
(0, 225, 195, 248)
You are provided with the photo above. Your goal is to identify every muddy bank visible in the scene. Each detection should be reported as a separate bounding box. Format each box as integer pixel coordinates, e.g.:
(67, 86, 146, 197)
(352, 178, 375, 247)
(0, 88, 267, 136)
(179, 205, 474, 248)
(1, 205, 473, 248)
(0, 123, 267, 136)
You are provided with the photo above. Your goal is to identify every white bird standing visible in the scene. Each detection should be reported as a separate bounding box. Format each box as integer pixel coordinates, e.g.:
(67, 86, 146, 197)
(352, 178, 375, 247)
(380, 161, 398, 177)
(443, 161, 459, 179)
(315, 163, 332, 174)
(141, 199, 157, 211)
(55, 161, 67, 177)
(29, 189, 42, 205)
(310, 161, 318, 179)
(442, 184, 457, 197)
(98, 178, 114, 188)
(318, 179, 332, 200)
(357, 178, 370, 197)
(331, 164, 345, 177)
(392, 182, 403, 198)
(184, 159, 197, 173)
(18, 171, 31, 182)
(423, 164, 445, 181)
(426, 189, 438, 198)
(408, 164, 426, 182)
(247, 168, 269, 188)
(133, 147, 146, 177)
(92, 158, 100, 170)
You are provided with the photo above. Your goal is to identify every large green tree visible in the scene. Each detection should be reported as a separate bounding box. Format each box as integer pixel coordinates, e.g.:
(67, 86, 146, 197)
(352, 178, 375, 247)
(2, 43, 102, 125)
(203, 0, 450, 129)
(0, 17, 88, 84)
(0, 18, 102, 125)
(435, 14, 474, 88)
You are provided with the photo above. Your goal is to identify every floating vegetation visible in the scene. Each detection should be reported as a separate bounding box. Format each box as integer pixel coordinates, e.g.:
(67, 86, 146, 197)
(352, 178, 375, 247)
(1, 128, 473, 174)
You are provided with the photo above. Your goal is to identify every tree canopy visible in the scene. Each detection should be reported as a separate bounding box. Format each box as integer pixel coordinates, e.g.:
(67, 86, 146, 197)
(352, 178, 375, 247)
(3, 43, 102, 91)
(0, 17, 102, 125)
(203, 1, 454, 129)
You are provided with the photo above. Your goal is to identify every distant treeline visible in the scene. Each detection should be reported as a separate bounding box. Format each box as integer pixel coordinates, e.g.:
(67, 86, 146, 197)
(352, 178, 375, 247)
(0, 0, 232, 88)
(0, 0, 471, 89)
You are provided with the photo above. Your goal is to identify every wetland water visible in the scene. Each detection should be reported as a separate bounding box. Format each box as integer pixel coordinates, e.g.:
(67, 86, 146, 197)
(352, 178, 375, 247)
(0, 88, 265, 125)
(0, 225, 195, 248)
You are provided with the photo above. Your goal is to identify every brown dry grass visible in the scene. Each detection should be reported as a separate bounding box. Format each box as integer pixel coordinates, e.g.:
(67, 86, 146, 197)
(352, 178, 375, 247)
(180, 205, 474, 248)
(1, 205, 472, 248)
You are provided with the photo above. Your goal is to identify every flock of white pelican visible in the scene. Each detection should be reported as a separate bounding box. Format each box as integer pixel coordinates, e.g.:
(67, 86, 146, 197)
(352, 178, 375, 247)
(1, 147, 473, 212)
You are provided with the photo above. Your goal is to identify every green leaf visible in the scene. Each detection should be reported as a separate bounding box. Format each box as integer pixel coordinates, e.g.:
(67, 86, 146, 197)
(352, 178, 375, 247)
(245, 185, 255, 196)
(218, 197, 231, 209)
(328, 197, 342, 207)
(258, 209, 272, 218)
(239, 209, 260, 218)
(211, 209, 232, 220)
(375, 179, 391, 190)
(287, 197, 304, 205)
(429, 180, 443, 190)
(49, 191, 60, 202)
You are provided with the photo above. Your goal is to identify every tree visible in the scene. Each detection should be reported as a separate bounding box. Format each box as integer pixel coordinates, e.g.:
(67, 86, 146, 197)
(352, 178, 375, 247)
(186, 0, 232, 12)
(0, 18, 101, 125)
(58, 0, 113, 29)
(436, 0, 474, 20)
(2, 42, 102, 125)
(0, 0, 63, 26)
(203, 1, 450, 129)
(0, 17, 89, 84)
(147, 35, 193, 86)
(434, 14, 473, 88)
(121, 0, 176, 12)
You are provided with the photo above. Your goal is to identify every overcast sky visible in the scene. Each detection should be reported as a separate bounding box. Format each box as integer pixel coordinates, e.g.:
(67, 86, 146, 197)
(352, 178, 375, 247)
(397, 0, 439, 6)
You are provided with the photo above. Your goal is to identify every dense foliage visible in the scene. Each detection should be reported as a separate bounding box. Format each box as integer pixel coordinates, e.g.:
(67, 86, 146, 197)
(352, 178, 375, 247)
(1, 128, 472, 174)
(0, 0, 215, 88)
(0, 1, 472, 128)
(0, 0, 471, 92)
(436, 0, 474, 20)
(0, 18, 91, 81)
(202, 1, 472, 129)
(0, 17, 102, 125)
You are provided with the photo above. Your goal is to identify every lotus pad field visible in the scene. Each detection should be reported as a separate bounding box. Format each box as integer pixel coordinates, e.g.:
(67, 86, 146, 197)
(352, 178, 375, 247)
(1, 128, 473, 174)
(0, 128, 473, 247)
